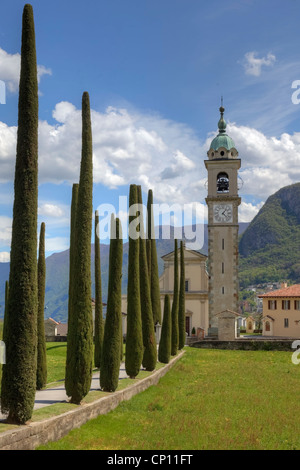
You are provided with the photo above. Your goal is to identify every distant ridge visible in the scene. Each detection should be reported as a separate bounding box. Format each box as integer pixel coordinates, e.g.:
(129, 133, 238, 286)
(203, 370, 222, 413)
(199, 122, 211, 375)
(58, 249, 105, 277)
(239, 182, 300, 288)
(0, 223, 249, 322)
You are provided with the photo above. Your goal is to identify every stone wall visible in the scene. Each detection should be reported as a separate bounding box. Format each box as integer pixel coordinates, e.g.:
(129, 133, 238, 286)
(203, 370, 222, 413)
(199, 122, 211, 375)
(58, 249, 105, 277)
(46, 336, 67, 342)
(191, 339, 296, 351)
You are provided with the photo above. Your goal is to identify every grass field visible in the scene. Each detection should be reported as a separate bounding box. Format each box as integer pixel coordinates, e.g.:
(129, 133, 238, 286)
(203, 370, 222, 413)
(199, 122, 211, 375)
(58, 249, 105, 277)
(45, 343, 68, 385)
(38, 347, 300, 451)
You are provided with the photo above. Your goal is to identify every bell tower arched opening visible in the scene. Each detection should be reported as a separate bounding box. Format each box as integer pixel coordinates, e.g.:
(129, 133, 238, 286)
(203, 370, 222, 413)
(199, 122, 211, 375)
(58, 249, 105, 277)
(217, 172, 229, 193)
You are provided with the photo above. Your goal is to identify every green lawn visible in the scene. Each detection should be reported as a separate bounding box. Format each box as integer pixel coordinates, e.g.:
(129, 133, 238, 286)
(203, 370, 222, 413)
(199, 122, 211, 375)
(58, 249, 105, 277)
(38, 347, 300, 450)
(45, 342, 68, 385)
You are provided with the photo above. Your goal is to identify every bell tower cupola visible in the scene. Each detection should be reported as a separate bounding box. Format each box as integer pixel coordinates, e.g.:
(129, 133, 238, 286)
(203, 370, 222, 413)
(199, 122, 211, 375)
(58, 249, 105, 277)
(207, 106, 239, 161)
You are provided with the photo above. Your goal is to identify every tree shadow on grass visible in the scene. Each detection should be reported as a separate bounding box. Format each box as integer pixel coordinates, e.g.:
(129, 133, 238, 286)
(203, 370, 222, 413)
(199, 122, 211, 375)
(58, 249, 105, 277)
(46, 344, 67, 352)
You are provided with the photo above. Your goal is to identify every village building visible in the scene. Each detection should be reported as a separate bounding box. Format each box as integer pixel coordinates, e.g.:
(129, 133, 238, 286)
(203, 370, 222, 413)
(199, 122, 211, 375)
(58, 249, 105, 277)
(44, 318, 68, 338)
(245, 315, 257, 334)
(259, 283, 300, 338)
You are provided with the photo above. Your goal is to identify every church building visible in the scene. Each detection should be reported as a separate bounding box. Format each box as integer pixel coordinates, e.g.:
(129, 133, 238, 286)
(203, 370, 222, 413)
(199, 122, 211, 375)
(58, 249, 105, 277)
(159, 244, 209, 337)
(121, 244, 209, 339)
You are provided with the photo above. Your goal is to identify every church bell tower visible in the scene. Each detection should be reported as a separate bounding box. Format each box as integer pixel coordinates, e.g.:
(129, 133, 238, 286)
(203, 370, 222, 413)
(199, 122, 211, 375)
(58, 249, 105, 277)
(204, 106, 241, 337)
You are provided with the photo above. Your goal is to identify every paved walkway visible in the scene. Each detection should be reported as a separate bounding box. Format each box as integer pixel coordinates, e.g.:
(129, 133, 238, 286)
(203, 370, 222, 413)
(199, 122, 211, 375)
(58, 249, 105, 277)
(0, 363, 129, 421)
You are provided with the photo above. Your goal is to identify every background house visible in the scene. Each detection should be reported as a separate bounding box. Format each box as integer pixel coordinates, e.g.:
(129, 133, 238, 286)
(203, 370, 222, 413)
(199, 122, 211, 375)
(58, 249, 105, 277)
(245, 315, 256, 334)
(259, 283, 300, 337)
(44, 318, 68, 338)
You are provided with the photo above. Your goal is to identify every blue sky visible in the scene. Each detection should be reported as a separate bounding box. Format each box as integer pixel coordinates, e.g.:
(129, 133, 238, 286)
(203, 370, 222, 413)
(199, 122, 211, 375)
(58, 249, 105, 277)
(0, 0, 300, 258)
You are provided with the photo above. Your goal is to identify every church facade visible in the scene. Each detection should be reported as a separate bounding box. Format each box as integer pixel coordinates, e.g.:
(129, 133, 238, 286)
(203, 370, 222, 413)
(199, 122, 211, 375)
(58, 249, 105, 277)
(159, 245, 209, 337)
(121, 244, 209, 338)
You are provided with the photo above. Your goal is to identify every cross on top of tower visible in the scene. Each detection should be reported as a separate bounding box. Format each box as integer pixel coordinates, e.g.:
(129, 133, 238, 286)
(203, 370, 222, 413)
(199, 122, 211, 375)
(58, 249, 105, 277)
(218, 104, 226, 134)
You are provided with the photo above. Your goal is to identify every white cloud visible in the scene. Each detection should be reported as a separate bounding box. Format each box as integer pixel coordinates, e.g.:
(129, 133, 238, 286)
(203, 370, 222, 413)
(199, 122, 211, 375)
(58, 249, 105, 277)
(1, 99, 300, 226)
(45, 236, 69, 254)
(0, 48, 21, 93)
(160, 150, 196, 179)
(226, 123, 300, 198)
(243, 51, 276, 77)
(239, 201, 264, 223)
(37, 64, 52, 83)
(0, 216, 12, 245)
(38, 203, 65, 218)
(0, 122, 17, 182)
(0, 47, 51, 94)
(0, 251, 10, 263)
(32, 102, 205, 206)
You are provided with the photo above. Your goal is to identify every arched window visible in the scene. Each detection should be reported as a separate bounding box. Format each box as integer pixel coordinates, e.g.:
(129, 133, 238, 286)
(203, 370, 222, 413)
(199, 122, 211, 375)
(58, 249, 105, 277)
(217, 172, 229, 193)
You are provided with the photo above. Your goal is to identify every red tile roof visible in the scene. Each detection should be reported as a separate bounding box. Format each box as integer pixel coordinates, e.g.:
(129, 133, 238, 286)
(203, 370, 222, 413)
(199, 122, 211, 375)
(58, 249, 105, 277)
(47, 317, 59, 325)
(259, 284, 300, 298)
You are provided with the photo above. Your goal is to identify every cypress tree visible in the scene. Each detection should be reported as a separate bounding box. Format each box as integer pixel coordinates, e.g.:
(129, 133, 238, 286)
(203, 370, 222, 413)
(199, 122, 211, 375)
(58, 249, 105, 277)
(147, 190, 161, 325)
(171, 239, 179, 356)
(1, 4, 39, 424)
(158, 295, 172, 364)
(178, 241, 186, 350)
(65, 91, 93, 404)
(65, 183, 79, 393)
(125, 184, 144, 379)
(94, 210, 104, 369)
(146, 239, 151, 280)
(68, 183, 79, 317)
(137, 186, 157, 371)
(146, 196, 152, 281)
(100, 216, 123, 392)
(36, 222, 47, 390)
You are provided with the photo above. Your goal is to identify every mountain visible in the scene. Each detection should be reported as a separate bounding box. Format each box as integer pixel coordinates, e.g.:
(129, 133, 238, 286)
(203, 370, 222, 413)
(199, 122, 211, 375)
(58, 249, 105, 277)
(239, 182, 300, 288)
(0, 223, 249, 322)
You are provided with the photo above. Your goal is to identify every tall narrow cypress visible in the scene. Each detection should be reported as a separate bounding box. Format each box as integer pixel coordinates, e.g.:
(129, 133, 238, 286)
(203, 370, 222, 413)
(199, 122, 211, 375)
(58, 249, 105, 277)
(65, 183, 79, 393)
(137, 186, 157, 371)
(171, 239, 179, 356)
(36, 222, 47, 390)
(65, 92, 93, 404)
(146, 239, 151, 280)
(147, 190, 161, 325)
(1, 4, 39, 424)
(100, 216, 123, 392)
(125, 184, 144, 379)
(178, 241, 186, 350)
(158, 295, 172, 364)
(94, 210, 104, 369)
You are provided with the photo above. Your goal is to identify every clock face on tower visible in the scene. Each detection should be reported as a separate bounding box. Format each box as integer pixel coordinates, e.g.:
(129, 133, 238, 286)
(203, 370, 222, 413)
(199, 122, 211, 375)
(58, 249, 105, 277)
(213, 203, 233, 223)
